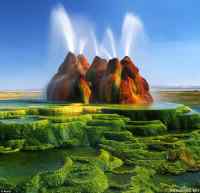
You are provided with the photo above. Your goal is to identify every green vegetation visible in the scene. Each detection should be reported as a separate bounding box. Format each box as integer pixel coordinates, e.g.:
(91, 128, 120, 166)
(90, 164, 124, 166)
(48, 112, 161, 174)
(0, 101, 199, 192)
(126, 120, 167, 136)
(97, 149, 123, 171)
(0, 109, 26, 119)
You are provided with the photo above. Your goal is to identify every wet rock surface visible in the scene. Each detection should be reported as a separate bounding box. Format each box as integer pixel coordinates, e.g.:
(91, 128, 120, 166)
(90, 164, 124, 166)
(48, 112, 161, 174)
(47, 52, 91, 103)
(47, 52, 153, 104)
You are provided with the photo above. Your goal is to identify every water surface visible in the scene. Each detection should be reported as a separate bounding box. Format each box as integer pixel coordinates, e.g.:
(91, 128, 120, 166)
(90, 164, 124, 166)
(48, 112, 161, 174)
(0, 147, 96, 185)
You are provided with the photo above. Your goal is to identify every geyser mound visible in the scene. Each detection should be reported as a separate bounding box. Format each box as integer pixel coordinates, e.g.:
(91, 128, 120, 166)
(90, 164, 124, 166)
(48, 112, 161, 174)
(47, 52, 91, 103)
(48, 5, 152, 104)
(47, 52, 153, 104)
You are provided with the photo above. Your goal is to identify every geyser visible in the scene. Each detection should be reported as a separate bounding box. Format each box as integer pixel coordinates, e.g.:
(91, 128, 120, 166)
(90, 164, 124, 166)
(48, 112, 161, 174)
(121, 13, 143, 56)
(50, 4, 145, 59)
(47, 52, 153, 104)
(51, 5, 76, 52)
(48, 5, 152, 104)
(106, 28, 117, 57)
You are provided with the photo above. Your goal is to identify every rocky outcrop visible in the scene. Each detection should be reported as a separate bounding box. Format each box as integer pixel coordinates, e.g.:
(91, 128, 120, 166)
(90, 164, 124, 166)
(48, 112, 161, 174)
(47, 52, 153, 104)
(47, 52, 91, 103)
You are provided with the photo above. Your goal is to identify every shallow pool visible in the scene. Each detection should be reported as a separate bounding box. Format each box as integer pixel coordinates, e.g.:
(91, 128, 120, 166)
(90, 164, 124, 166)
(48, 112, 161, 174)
(0, 99, 185, 111)
(0, 147, 96, 185)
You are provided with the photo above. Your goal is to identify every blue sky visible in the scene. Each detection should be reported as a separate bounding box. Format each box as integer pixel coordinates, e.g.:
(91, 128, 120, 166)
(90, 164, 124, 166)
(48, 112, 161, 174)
(0, 0, 200, 89)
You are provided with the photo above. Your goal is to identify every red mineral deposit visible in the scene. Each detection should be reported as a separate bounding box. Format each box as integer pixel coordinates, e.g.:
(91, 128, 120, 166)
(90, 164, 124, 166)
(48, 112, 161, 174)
(47, 52, 153, 104)
(47, 52, 91, 103)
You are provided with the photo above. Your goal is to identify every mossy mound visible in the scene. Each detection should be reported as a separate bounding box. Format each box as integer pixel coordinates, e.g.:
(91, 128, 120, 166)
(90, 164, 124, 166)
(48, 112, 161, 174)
(0, 115, 89, 151)
(96, 149, 124, 171)
(13, 156, 108, 193)
(101, 103, 192, 129)
(126, 120, 167, 136)
(47, 114, 92, 123)
(0, 109, 26, 119)
(30, 105, 84, 116)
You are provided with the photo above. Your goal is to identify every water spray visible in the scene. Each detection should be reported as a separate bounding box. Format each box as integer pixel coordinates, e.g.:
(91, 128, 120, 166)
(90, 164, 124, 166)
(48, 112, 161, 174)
(50, 4, 145, 60)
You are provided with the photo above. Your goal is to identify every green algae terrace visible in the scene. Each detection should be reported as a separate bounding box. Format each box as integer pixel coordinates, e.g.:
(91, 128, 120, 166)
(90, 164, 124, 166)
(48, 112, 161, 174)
(0, 100, 200, 192)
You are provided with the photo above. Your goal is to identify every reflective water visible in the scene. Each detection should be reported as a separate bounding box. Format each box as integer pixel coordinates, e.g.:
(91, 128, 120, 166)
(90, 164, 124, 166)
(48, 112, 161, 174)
(0, 99, 184, 110)
(0, 147, 96, 185)
(168, 172, 200, 186)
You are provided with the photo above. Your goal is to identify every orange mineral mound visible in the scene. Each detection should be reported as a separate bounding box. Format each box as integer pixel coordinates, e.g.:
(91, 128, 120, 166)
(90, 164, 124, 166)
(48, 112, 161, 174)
(99, 58, 122, 103)
(47, 52, 91, 103)
(86, 56, 108, 102)
(47, 52, 153, 104)
(119, 56, 153, 104)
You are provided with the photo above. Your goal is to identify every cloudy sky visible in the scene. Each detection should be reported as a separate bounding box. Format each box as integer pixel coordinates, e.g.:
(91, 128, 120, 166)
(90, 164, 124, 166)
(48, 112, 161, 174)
(0, 0, 200, 89)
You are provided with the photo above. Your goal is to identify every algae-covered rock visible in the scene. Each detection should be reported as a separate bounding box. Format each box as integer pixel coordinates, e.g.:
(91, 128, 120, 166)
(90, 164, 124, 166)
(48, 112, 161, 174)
(126, 120, 167, 136)
(103, 131, 134, 141)
(0, 145, 21, 154)
(19, 156, 108, 193)
(86, 116, 127, 147)
(0, 139, 26, 153)
(19, 157, 73, 193)
(0, 114, 89, 150)
(122, 167, 158, 193)
(159, 161, 188, 175)
(177, 111, 200, 130)
(66, 162, 108, 193)
(92, 113, 130, 122)
(97, 149, 123, 171)
(47, 114, 92, 123)
(0, 116, 49, 140)
(20, 174, 41, 193)
(99, 138, 164, 163)
(0, 109, 26, 119)
(36, 105, 83, 116)
(41, 157, 73, 188)
(1, 102, 200, 191)
(46, 121, 88, 147)
(87, 119, 126, 129)
(86, 125, 123, 147)
(102, 104, 193, 129)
